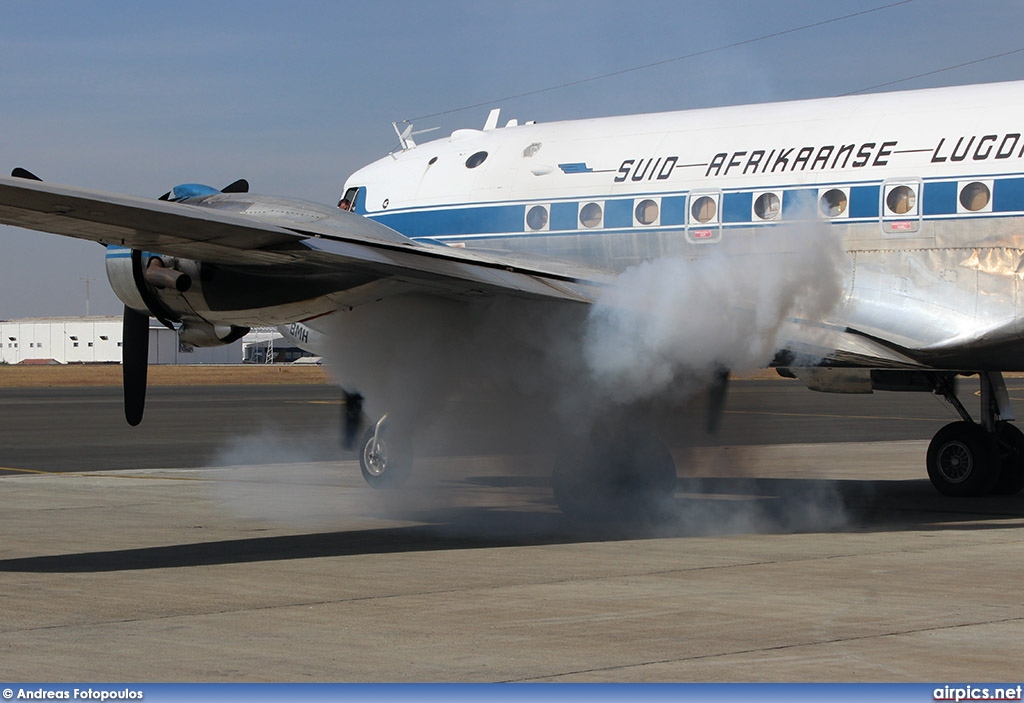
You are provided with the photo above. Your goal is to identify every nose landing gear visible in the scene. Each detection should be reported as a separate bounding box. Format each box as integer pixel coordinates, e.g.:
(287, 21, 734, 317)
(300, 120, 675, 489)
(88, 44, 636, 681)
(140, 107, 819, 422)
(357, 414, 412, 489)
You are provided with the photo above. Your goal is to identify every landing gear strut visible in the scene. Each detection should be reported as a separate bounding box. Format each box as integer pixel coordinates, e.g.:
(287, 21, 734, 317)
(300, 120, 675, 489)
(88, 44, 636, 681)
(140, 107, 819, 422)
(927, 372, 1024, 496)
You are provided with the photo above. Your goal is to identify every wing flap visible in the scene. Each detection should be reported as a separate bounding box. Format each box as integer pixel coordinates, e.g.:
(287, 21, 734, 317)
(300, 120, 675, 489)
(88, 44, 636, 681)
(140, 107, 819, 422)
(776, 319, 926, 369)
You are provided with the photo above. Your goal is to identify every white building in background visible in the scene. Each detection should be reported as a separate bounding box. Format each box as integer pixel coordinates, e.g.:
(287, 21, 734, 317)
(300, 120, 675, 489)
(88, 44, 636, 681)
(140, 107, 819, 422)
(1, 317, 123, 364)
(0, 316, 259, 365)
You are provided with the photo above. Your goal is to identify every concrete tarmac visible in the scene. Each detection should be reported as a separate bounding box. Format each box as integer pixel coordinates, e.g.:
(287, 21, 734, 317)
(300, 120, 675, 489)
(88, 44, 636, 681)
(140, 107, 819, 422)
(2, 380, 1023, 681)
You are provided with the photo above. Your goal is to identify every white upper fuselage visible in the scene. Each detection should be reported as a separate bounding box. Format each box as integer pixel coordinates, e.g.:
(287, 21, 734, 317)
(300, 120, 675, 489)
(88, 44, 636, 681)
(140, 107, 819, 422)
(346, 80, 1024, 248)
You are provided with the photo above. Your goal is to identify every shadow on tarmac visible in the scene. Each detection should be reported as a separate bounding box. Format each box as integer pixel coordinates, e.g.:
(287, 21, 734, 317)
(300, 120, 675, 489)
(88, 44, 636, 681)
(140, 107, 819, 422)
(2, 475, 1021, 573)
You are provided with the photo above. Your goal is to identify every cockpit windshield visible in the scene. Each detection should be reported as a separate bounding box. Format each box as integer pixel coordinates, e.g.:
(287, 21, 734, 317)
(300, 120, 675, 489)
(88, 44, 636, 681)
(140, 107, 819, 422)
(338, 186, 361, 212)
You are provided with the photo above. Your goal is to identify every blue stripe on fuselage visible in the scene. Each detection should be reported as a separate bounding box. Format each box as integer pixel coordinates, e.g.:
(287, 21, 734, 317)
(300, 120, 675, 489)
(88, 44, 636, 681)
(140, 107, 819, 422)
(366, 172, 1024, 242)
(372, 204, 525, 238)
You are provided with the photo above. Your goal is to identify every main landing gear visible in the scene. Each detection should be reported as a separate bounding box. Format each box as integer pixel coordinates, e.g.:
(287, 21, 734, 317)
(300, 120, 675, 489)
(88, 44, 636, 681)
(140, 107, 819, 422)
(927, 372, 1024, 497)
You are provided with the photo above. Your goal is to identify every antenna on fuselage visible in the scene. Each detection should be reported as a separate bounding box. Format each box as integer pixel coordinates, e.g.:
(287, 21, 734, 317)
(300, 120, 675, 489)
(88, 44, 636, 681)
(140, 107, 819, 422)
(482, 108, 500, 131)
(391, 120, 441, 153)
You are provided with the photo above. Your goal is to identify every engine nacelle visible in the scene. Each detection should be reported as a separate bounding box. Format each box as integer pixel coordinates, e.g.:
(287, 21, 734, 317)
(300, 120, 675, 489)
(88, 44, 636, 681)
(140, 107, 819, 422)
(178, 321, 249, 347)
(105, 246, 247, 346)
(103, 186, 380, 338)
(106, 246, 200, 323)
(105, 245, 149, 314)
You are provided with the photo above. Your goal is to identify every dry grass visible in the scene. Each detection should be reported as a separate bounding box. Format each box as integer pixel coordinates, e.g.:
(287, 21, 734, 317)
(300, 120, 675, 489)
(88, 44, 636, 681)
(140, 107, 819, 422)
(0, 362, 789, 389)
(0, 364, 332, 388)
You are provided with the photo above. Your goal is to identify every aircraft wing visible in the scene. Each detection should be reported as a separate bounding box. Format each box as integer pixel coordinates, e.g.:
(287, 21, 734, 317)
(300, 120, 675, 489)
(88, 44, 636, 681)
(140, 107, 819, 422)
(0, 175, 609, 304)
(0, 176, 938, 371)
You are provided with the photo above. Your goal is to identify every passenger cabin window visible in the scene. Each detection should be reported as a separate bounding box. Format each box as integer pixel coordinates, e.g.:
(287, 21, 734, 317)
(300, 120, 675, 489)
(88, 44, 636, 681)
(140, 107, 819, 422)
(579, 202, 603, 228)
(754, 192, 780, 220)
(882, 181, 922, 235)
(338, 187, 361, 212)
(960, 181, 991, 211)
(690, 195, 717, 223)
(635, 199, 659, 225)
(819, 189, 848, 217)
(886, 185, 916, 215)
(526, 205, 549, 231)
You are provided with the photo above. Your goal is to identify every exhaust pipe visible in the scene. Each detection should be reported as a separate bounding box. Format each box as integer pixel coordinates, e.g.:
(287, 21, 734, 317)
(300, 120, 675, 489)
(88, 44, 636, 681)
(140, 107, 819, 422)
(144, 258, 192, 292)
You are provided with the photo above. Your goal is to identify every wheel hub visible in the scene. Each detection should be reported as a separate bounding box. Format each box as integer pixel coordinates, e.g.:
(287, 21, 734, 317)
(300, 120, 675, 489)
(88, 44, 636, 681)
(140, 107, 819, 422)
(363, 440, 388, 477)
(937, 440, 972, 483)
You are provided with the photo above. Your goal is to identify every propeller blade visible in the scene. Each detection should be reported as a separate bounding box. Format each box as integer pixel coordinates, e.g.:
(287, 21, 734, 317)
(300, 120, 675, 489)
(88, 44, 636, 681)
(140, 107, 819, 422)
(221, 179, 249, 193)
(342, 391, 364, 450)
(706, 368, 730, 434)
(122, 306, 150, 426)
(11, 167, 42, 181)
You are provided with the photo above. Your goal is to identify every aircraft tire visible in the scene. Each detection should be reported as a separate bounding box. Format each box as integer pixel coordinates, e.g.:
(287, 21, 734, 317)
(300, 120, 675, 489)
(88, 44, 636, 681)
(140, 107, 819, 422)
(926, 421, 999, 497)
(359, 424, 412, 489)
(552, 429, 676, 523)
(993, 423, 1024, 495)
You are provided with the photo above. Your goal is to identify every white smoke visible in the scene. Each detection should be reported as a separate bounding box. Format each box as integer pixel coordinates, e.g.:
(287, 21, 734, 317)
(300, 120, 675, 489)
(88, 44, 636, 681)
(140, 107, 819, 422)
(217, 220, 855, 533)
(318, 295, 587, 436)
(583, 221, 848, 405)
(317, 220, 849, 435)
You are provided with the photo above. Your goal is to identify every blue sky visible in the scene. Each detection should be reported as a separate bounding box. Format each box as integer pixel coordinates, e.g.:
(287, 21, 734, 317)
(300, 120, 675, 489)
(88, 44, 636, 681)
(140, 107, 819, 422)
(3, 0, 1024, 318)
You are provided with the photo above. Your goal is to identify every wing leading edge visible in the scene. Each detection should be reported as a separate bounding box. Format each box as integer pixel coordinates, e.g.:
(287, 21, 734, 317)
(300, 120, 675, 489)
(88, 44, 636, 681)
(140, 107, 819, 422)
(0, 175, 608, 304)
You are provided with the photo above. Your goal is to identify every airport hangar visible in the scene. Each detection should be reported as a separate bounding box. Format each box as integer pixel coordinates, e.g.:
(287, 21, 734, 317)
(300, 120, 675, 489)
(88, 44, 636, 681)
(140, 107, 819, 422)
(0, 316, 312, 365)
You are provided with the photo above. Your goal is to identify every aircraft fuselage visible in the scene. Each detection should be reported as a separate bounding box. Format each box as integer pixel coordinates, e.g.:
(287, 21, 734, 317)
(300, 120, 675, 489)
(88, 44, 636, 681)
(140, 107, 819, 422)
(339, 80, 1024, 370)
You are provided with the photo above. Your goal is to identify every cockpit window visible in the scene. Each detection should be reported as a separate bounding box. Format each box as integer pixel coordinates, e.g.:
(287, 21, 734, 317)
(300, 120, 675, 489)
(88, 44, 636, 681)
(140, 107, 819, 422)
(338, 187, 360, 212)
(466, 151, 488, 168)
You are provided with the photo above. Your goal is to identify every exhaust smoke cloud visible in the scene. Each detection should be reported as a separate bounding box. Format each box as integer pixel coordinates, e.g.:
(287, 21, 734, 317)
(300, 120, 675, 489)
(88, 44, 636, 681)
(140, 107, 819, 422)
(583, 221, 848, 405)
(210, 223, 854, 535)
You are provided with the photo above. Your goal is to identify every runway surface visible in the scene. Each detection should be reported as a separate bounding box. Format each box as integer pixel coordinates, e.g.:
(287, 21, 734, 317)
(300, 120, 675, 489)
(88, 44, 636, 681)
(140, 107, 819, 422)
(0, 377, 975, 471)
(2, 377, 1023, 681)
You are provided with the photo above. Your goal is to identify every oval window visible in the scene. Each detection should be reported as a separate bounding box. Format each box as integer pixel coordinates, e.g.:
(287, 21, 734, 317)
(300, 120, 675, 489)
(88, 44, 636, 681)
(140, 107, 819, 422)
(526, 205, 549, 231)
(691, 195, 717, 223)
(754, 192, 780, 220)
(465, 151, 488, 168)
(886, 185, 916, 215)
(819, 189, 848, 217)
(635, 199, 659, 225)
(960, 182, 990, 211)
(580, 202, 603, 228)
